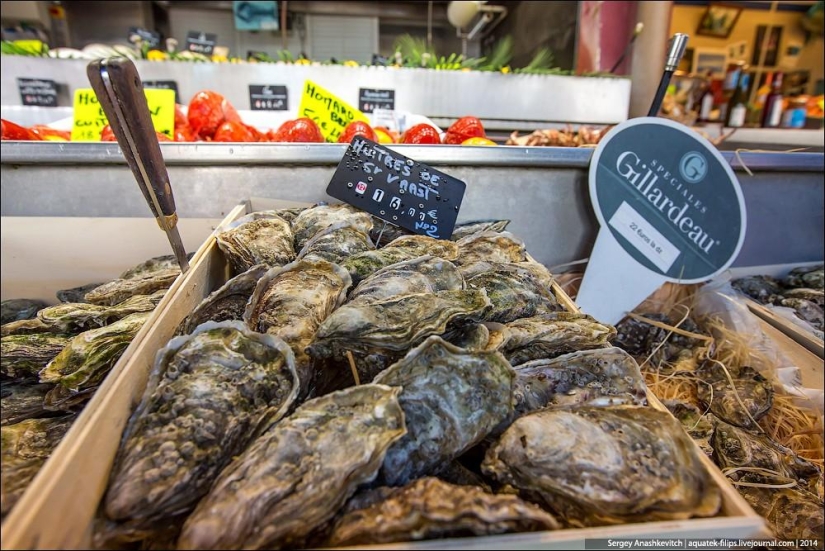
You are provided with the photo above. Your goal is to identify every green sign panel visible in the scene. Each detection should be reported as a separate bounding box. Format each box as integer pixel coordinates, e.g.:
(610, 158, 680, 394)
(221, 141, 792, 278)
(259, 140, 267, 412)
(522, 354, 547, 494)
(589, 118, 746, 283)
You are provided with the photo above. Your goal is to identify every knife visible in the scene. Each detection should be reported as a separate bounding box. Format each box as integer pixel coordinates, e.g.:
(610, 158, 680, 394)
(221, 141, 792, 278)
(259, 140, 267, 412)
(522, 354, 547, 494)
(647, 33, 689, 117)
(86, 57, 189, 273)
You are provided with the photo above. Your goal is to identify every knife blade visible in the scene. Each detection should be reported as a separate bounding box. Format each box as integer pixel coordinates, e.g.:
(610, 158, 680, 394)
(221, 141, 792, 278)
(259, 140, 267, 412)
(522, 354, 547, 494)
(86, 57, 189, 273)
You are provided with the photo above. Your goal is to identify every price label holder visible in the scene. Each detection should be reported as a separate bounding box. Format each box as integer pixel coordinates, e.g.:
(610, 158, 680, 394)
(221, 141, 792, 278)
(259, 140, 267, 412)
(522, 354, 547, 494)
(576, 117, 747, 325)
(358, 88, 395, 113)
(186, 31, 217, 55)
(326, 137, 466, 239)
(129, 27, 161, 48)
(298, 80, 370, 142)
(143, 80, 179, 103)
(249, 85, 288, 111)
(70, 88, 175, 142)
(17, 78, 58, 107)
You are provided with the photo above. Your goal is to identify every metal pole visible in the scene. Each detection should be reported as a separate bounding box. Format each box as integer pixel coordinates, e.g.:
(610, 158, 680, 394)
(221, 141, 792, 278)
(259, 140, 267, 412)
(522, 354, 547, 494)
(749, 0, 777, 105)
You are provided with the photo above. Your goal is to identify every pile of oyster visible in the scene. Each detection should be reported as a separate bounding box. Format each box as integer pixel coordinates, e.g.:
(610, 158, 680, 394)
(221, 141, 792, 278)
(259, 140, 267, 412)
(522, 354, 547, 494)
(732, 265, 824, 338)
(93, 203, 722, 550)
(0, 254, 189, 519)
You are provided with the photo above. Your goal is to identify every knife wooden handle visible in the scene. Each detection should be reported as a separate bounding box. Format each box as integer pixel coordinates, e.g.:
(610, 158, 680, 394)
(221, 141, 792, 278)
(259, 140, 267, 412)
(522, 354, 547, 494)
(86, 58, 177, 223)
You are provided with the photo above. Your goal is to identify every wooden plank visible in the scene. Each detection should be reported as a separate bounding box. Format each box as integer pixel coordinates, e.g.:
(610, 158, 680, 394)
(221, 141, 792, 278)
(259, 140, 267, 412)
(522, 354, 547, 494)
(744, 298, 824, 359)
(1, 202, 764, 549)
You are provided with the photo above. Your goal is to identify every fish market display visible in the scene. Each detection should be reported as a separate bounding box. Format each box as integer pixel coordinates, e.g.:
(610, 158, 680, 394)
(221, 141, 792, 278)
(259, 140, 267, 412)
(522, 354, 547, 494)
(501, 312, 616, 365)
(373, 336, 514, 486)
(326, 477, 558, 546)
(177, 384, 406, 550)
(102, 322, 299, 536)
(482, 406, 721, 526)
(216, 213, 295, 273)
(178, 265, 268, 334)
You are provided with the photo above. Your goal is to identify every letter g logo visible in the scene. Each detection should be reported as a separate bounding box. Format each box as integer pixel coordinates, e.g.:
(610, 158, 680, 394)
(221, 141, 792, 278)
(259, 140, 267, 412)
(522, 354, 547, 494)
(679, 152, 707, 184)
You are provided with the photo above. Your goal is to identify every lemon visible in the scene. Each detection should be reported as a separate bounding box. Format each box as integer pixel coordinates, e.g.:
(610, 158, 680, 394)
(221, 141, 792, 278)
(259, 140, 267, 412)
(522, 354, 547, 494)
(461, 137, 497, 146)
(374, 128, 394, 144)
(147, 50, 168, 61)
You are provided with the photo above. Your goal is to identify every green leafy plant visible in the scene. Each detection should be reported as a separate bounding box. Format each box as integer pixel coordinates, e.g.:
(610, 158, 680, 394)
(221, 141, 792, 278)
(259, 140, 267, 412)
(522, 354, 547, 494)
(479, 36, 513, 71)
(515, 47, 555, 74)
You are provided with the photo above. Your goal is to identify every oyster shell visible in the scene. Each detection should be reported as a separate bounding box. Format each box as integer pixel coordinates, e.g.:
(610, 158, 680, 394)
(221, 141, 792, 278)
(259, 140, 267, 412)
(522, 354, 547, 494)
(291, 203, 373, 252)
(784, 265, 824, 290)
(374, 336, 515, 486)
(348, 255, 464, 304)
(710, 416, 821, 483)
(1, 299, 47, 325)
(501, 313, 617, 365)
(39, 312, 149, 392)
(270, 206, 306, 224)
(216, 213, 295, 274)
(341, 235, 460, 286)
(455, 231, 526, 265)
(119, 254, 193, 280)
(37, 290, 165, 334)
(782, 288, 824, 308)
(56, 282, 105, 303)
(308, 289, 491, 385)
(663, 400, 713, 457)
(0, 383, 55, 426)
(1, 415, 75, 518)
(778, 297, 824, 333)
(696, 362, 773, 430)
(369, 217, 412, 246)
(450, 219, 510, 241)
(482, 406, 722, 526)
(1, 333, 71, 379)
(511, 347, 648, 418)
(442, 322, 490, 351)
(178, 265, 268, 335)
(732, 275, 783, 303)
(736, 474, 825, 543)
(85, 270, 179, 306)
(464, 262, 561, 323)
(1, 318, 51, 337)
(434, 460, 492, 491)
(177, 384, 407, 550)
(326, 477, 557, 547)
(613, 313, 706, 367)
(103, 322, 299, 529)
(296, 220, 374, 265)
(42, 384, 95, 412)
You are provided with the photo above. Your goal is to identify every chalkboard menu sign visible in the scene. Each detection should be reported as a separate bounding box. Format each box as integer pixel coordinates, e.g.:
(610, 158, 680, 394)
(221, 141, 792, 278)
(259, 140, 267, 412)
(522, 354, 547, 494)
(17, 78, 58, 107)
(143, 80, 179, 103)
(358, 88, 395, 113)
(129, 27, 161, 48)
(186, 31, 217, 54)
(327, 137, 466, 239)
(249, 85, 288, 110)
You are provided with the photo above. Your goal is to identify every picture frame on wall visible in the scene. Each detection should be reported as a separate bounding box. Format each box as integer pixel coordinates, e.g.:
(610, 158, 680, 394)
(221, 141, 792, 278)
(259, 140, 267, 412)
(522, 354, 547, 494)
(693, 48, 728, 78)
(752, 25, 784, 67)
(696, 3, 743, 39)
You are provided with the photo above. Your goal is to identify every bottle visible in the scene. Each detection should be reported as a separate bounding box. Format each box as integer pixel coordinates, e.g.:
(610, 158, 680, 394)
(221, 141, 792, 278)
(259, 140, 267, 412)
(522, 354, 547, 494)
(720, 61, 745, 122)
(697, 73, 715, 122)
(761, 72, 784, 128)
(726, 73, 750, 128)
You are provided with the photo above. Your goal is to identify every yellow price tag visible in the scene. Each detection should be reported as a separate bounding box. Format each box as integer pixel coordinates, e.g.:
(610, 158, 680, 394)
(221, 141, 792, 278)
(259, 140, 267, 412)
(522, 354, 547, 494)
(13, 40, 45, 54)
(70, 88, 176, 142)
(298, 80, 369, 143)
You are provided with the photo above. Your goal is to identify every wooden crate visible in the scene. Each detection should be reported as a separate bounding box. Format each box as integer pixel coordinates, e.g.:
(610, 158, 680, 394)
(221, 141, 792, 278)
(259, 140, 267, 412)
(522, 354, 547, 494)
(1, 200, 765, 550)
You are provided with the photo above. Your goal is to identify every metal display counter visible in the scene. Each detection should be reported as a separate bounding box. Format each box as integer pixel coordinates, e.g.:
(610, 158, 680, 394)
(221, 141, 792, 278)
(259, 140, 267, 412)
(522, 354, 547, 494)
(1, 143, 822, 270)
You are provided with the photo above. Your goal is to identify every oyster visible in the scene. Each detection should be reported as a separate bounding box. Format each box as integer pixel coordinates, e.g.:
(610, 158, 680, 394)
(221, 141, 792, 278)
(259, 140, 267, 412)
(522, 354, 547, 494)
(613, 313, 706, 367)
(39, 312, 149, 392)
(442, 322, 490, 351)
(450, 219, 510, 241)
(270, 206, 306, 224)
(0, 383, 55, 426)
(56, 282, 105, 303)
(369, 217, 412, 246)
(1, 415, 75, 518)
(216, 213, 295, 274)
(179, 265, 268, 335)
(778, 297, 824, 333)
(348, 255, 464, 304)
(37, 290, 165, 334)
(732, 275, 783, 303)
(244, 259, 351, 389)
(782, 288, 824, 308)
(296, 220, 374, 265)
(1, 318, 51, 337)
(308, 289, 490, 385)
(1, 299, 47, 325)
(42, 384, 95, 412)
(455, 231, 526, 265)
(511, 347, 648, 417)
(374, 336, 515, 486)
(177, 384, 407, 550)
(1, 333, 70, 379)
(434, 460, 492, 491)
(482, 406, 721, 526)
(464, 262, 561, 323)
(119, 254, 192, 280)
(784, 265, 824, 290)
(326, 477, 558, 547)
(501, 313, 617, 365)
(663, 400, 713, 457)
(291, 203, 373, 251)
(736, 474, 825, 542)
(696, 362, 773, 430)
(85, 270, 179, 306)
(341, 235, 460, 286)
(710, 416, 821, 482)
(103, 322, 299, 530)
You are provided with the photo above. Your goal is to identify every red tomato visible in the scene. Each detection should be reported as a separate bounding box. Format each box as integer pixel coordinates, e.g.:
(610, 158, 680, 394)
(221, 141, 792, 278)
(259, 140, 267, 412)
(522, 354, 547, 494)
(28, 125, 71, 141)
(269, 118, 325, 143)
(1, 119, 40, 140)
(401, 123, 441, 144)
(212, 121, 258, 142)
(338, 121, 377, 143)
(186, 91, 241, 140)
(443, 116, 486, 144)
(100, 125, 171, 142)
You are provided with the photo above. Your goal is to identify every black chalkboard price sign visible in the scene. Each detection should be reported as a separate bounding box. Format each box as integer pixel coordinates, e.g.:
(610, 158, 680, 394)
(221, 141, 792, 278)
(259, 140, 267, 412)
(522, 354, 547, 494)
(186, 31, 217, 54)
(327, 137, 466, 239)
(143, 80, 179, 103)
(358, 88, 395, 113)
(17, 78, 58, 107)
(249, 85, 288, 111)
